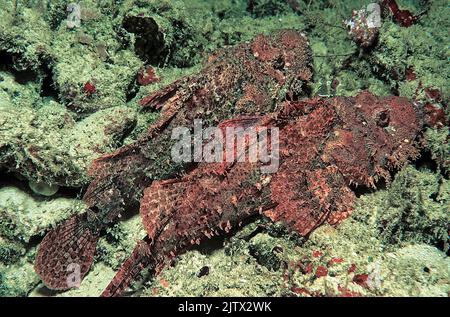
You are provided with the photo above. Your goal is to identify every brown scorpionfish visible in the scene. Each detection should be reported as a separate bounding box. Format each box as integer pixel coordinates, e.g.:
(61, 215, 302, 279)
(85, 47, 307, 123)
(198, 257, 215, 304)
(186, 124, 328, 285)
(101, 91, 422, 296)
(34, 29, 313, 290)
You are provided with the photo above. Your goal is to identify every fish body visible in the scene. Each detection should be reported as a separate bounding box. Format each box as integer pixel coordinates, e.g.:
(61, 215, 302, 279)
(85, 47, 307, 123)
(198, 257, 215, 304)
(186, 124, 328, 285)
(102, 91, 423, 296)
(35, 30, 313, 290)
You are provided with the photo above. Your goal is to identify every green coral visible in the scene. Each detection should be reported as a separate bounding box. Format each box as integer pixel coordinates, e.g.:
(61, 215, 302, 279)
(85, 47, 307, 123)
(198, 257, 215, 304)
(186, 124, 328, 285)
(0, 254, 40, 297)
(355, 166, 449, 248)
(0, 186, 85, 243)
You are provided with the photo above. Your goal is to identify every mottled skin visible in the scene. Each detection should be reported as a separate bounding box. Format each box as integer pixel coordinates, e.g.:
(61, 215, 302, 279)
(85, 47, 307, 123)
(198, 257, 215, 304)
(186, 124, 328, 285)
(35, 30, 313, 290)
(102, 91, 422, 296)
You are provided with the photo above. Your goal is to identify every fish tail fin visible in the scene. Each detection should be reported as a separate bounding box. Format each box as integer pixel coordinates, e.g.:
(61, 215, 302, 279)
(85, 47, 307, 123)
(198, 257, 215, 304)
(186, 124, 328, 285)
(34, 213, 99, 290)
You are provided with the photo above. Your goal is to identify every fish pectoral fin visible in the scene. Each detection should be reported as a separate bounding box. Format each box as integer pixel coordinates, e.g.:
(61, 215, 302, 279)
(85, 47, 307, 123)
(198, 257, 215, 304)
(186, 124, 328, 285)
(265, 165, 355, 237)
(139, 179, 187, 242)
(138, 80, 182, 110)
(101, 180, 189, 297)
(35, 212, 99, 290)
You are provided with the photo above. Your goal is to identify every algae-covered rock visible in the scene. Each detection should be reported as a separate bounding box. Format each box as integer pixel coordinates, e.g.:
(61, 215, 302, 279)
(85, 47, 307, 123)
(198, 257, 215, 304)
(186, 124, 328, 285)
(0, 236, 26, 264)
(248, 233, 284, 271)
(355, 165, 449, 249)
(96, 213, 146, 270)
(0, 3, 52, 72)
(0, 0, 144, 114)
(0, 71, 43, 108)
(424, 127, 450, 174)
(120, 0, 304, 68)
(246, 0, 297, 17)
(51, 25, 143, 114)
(55, 263, 116, 297)
(371, 0, 449, 102)
(0, 254, 40, 297)
(0, 186, 85, 243)
(0, 101, 136, 187)
(145, 245, 283, 297)
(376, 244, 449, 297)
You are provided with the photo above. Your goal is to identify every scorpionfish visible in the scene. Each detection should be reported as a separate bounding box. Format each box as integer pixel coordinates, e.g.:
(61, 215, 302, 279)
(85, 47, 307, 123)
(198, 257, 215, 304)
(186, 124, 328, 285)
(101, 91, 422, 296)
(35, 29, 313, 290)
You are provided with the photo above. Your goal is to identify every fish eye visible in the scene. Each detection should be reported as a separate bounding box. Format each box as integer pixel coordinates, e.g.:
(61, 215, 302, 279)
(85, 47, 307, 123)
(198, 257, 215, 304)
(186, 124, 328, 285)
(375, 110, 390, 127)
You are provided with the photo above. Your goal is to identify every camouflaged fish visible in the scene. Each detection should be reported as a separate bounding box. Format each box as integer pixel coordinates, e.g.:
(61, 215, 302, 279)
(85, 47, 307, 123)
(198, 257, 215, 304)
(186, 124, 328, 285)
(101, 91, 422, 296)
(35, 29, 313, 290)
